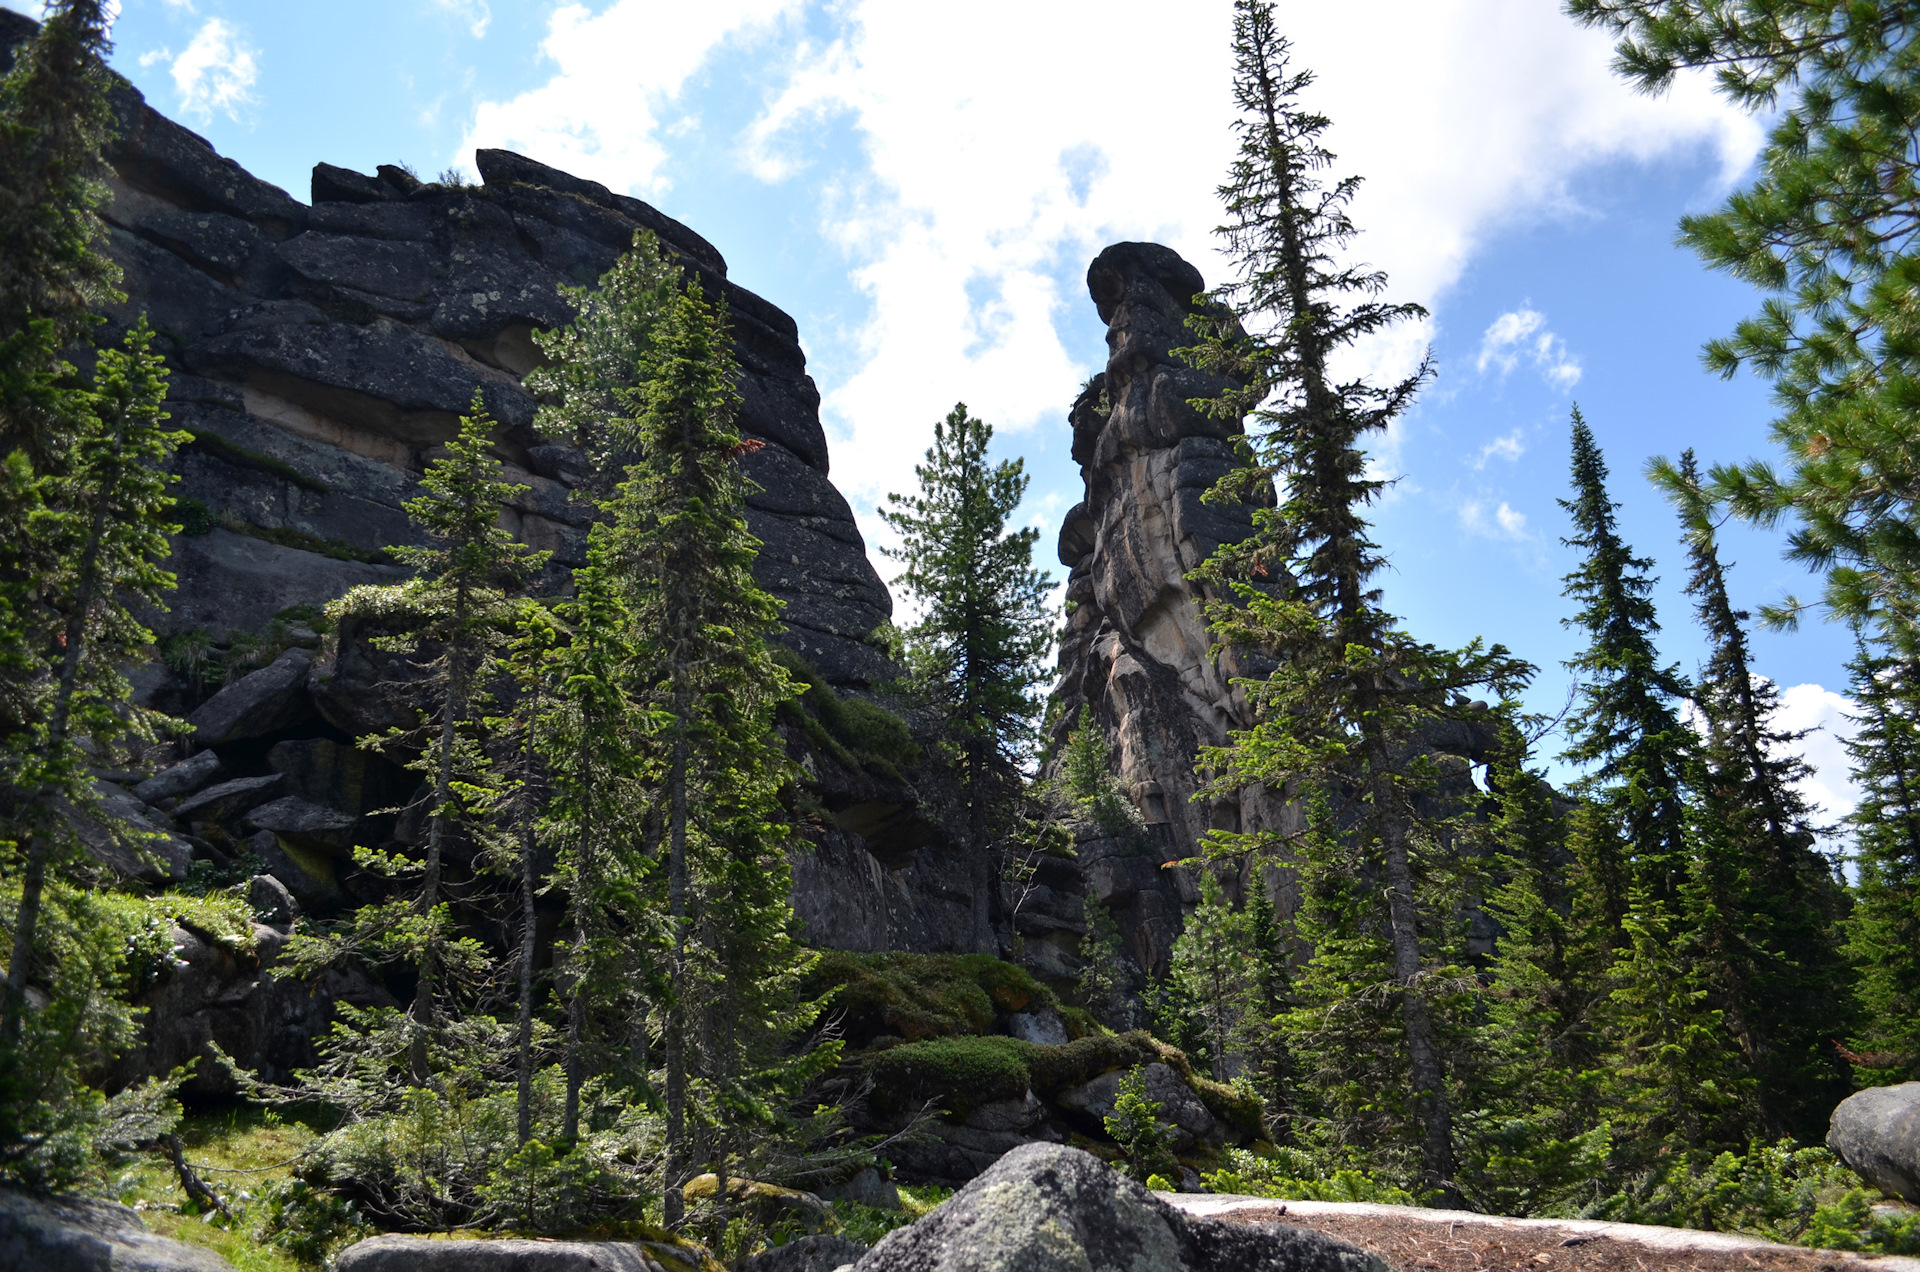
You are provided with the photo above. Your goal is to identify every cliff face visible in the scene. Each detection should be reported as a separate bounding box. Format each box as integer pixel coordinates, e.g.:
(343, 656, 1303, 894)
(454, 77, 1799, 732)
(1047, 243, 1293, 976)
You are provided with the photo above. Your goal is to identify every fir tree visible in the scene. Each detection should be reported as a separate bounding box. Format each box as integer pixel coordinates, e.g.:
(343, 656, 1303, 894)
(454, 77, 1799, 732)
(1233, 868, 1297, 1142)
(1840, 634, 1920, 1084)
(1651, 448, 1853, 1139)
(1075, 894, 1133, 1031)
(1558, 415, 1743, 1159)
(1169, 870, 1254, 1081)
(1186, 0, 1533, 1201)
(610, 279, 823, 1226)
(1568, 1, 1920, 649)
(1463, 719, 1611, 1216)
(0, 319, 184, 1179)
(0, 0, 121, 461)
(313, 394, 546, 1085)
(881, 403, 1052, 949)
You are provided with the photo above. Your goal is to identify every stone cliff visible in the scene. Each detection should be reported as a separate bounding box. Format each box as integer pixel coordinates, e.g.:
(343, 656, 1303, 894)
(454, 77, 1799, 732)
(1045, 243, 1291, 978)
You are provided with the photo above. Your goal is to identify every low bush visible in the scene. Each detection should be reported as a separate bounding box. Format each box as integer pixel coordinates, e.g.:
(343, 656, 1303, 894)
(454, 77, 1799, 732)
(1201, 1144, 1416, 1204)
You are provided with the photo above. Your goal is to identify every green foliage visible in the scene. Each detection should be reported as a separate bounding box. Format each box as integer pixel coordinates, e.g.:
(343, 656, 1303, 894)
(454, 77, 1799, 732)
(1075, 895, 1134, 1032)
(1840, 635, 1920, 1084)
(880, 402, 1053, 855)
(1104, 1065, 1176, 1184)
(1169, 871, 1254, 1081)
(1588, 1140, 1920, 1256)
(1568, 0, 1920, 650)
(773, 650, 918, 783)
(1202, 1145, 1417, 1204)
(1058, 706, 1145, 842)
(1185, 0, 1535, 1199)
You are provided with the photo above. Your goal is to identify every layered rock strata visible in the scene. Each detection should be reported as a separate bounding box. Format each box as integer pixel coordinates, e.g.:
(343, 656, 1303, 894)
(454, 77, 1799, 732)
(4, 11, 892, 695)
(1047, 243, 1291, 976)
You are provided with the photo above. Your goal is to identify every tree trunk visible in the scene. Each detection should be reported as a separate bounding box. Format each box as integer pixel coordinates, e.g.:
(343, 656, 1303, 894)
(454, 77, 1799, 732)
(562, 730, 594, 1143)
(662, 655, 691, 1229)
(516, 791, 539, 1145)
(410, 585, 468, 1087)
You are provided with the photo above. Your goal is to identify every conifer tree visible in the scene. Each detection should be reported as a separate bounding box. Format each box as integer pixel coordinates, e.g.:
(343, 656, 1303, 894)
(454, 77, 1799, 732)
(1169, 871, 1253, 1081)
(880, 404, 1052, 948)
(1840, 634, 1920, 1084)
(316, 394, 546, 1085)
(1651, 449, 1852, 1139)
(610, 279, 821, 1226)
(0, 0, 121, 460)
(1233, 868, 1297, 1141)
(0, 320, 184, 1180)
(1558, 415, 1743, 1158)
(1464, 720, 1610, 1216)
(1186, 0, 1533, 1200)
(1569, 1, 1920, 649)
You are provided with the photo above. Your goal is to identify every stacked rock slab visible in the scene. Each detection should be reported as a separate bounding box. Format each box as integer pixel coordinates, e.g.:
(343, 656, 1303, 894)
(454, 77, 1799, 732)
(0, 11, 891, 693)
(1048, 242, 1292, 976)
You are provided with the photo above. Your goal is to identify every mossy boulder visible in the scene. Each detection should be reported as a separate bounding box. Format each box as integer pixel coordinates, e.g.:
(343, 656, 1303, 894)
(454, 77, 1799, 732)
(681, 1175, 835, 1236)
(810, 951, 1062, 1047)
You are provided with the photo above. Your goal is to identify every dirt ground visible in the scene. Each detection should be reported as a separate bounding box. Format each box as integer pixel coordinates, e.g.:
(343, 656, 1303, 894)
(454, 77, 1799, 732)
(1212, 1206, 1874, 1272)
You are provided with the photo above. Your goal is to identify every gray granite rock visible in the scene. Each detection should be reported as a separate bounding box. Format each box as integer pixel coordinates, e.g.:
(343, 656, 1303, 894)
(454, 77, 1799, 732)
(1057, 1061, 1222, 1154)
(1008, 1009, 1068, 1047)
(1829, 1081, 1920, 1202)
(172, 774, 285, 825)
(242, 796, 357, 852)
(65, 780, 192, 883)
(134, 749, 225, 805)
(186, 648, 314, 747)
(819, 1167, 901, 1212)
(0, 1187, 236, 1272)
(742, 1234, 870, 1272)
(846, 1142, 1384, 1272)
(337, 1233, 705, 1272)
(249, 873, 298, 925)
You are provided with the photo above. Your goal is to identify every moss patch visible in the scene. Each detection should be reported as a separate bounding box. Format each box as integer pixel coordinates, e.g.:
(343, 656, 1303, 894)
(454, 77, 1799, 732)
(811, 950, 1058, 1046)
(774, 650, 918, 783)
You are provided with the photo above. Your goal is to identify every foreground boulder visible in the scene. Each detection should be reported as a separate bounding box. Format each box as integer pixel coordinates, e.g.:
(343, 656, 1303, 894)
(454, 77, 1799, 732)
(338, 1233, 717, 1272)
(1828, 1081, 1920, 1202)
(845, 1143, 1385, 1272)
(0, 1188, 236, 1272)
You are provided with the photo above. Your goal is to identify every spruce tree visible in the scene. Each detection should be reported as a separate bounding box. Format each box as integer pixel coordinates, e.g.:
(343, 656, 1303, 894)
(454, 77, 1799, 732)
(1558, 414, 1743, 1158)
(1169, 870, 1253, 1081)
(0, 0, 121, 461)
(1652, 448, 1852, 1139)
(0, 319, 184, 1181)
(1233, 869, 1297, 1142)
(880, 403, 1052, 949)
(314, 394, 546, 1085)
(1186, 0, 1533, 1200)
(1840, 634, 1920, 1084)
(1568, 1, 1920, 649)
(610, 279, 822, 1226)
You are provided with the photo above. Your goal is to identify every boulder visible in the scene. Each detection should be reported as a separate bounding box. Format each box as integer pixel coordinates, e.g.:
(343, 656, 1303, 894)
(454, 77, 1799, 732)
(242, 796, 357, 852)
(741, 1234, 869, 1272)
(248, 873, 298, 925)
(682, 1175, 835, 1235)
(246, 830, 345, 912)
(268, 736, 406, 820)
(337, 1233, 713, 1272)
(818, 1166, 901, 1211)
(172, 774, 285, 825)
(186, 648, 314, 747)
(1057, 1061, 1223, 1154)
(1828, 1081, 1920, 1202)
(66, 780, 193, 882)
(0, 1186, 236, 1272)
(134, 749, 225, 805)
(1008, 1009, 1068, 1047)
(845, 1142, 1384, 1272)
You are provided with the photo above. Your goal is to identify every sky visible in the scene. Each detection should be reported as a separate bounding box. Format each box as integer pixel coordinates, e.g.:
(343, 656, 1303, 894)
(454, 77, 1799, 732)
(5, 0, 1868, 827)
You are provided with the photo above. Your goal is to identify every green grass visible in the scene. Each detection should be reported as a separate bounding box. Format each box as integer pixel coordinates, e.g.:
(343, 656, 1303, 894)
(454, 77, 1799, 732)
(827, 1183, 950, 1246)
(110, 1105, 332, 1272)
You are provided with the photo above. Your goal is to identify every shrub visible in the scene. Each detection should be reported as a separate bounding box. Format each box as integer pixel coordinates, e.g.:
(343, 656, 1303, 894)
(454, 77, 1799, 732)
(1105, 1065, 1176, 1183)
(1201, 1145, 1416, 1204)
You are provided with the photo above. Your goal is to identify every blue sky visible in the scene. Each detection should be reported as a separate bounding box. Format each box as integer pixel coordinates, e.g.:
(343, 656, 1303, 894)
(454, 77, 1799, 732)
(8, 0, 1864, 817)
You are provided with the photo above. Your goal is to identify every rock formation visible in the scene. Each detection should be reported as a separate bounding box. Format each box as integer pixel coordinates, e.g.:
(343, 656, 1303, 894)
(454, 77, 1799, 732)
(1045, 243, 1289, 976)
(0, 1187, 238, 1272)
(844, 1143, 1387, 1272)
(1827, 1081, 1920, 1203)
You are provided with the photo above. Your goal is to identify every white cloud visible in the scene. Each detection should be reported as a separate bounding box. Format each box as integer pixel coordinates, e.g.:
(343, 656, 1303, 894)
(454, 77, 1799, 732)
(456, 0, 799, 197)
(137, 46, 171, 70)
(1774, 682, 1861, 829)
(1477, 307, 1582, 389)
(1458, 498, 1530, 541)
(161, 0, 194, 11)
(427, 0, 489, 39)
(1475, 429, 1526, 469)
(170, 18, 257, 124)
(733, 0, 1753, 513)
